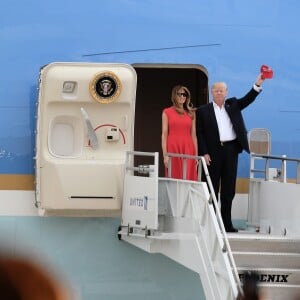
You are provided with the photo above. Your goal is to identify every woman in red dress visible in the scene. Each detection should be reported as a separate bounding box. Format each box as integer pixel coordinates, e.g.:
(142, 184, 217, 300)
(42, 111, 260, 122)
(161, 85, 198, 181)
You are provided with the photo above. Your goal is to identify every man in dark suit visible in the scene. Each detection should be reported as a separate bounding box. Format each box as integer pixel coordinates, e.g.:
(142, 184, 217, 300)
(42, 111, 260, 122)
(196, 74, 265, 232)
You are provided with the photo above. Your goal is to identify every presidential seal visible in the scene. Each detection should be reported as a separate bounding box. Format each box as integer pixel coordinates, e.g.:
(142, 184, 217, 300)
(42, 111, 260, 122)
(89, 71, 121, 103)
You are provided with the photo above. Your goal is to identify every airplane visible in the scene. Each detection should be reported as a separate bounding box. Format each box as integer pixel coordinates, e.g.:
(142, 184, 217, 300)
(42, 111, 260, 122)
(0, 1, 299, 299)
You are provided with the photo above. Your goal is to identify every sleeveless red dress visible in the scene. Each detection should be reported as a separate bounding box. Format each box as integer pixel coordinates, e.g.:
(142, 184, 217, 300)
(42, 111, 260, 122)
(164, 107, 197, 181)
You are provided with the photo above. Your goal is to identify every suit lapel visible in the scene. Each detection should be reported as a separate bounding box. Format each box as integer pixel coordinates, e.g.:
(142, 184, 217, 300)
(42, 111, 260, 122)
(224, 100, 232, 118)
(208, 103, 220, 140)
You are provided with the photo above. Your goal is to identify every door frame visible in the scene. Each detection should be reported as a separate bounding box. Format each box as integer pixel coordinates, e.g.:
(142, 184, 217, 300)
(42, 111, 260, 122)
(132, 63, 209, 176)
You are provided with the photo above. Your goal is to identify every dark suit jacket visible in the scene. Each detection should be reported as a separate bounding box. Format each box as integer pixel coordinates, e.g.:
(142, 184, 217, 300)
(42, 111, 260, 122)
(196, 88, 260, 155)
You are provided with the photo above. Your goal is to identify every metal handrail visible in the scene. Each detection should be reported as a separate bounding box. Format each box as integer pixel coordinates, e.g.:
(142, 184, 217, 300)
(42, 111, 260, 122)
(166, 152, 243, 297)
(198, 156, 243, 297)
(125, 151, 158, 175)
(250, 153, 300, 183)
(166, 152, 201, 180)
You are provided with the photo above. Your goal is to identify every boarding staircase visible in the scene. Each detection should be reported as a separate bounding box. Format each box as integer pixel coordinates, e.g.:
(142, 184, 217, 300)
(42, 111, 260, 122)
(228, 128, 300, 300)
(119, 129, 300, 300)
(118, 151, 243, 300)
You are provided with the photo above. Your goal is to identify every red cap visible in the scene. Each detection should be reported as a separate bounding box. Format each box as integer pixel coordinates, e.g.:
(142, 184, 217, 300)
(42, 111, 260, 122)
(260, 65, 273, 79)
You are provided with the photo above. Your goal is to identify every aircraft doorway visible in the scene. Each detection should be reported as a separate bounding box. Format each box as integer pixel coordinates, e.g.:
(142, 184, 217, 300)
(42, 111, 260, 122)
(132, 64, 209, 177)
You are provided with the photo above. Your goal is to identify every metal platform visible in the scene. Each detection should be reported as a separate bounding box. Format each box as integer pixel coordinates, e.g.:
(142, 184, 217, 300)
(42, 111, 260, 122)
(119, 150, 300, 300)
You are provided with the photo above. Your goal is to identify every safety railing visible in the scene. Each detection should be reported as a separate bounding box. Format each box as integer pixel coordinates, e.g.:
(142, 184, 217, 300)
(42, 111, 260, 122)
(250, 153, 300, 183)
(166, 152, 243, 297)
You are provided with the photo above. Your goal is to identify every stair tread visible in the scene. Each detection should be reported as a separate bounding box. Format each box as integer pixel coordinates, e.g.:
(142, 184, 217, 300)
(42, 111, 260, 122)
(238, 266, 300, 271)
(258, 283, 300, 287)
(228, 231, 300, 242)
(233, 251, 300, 256)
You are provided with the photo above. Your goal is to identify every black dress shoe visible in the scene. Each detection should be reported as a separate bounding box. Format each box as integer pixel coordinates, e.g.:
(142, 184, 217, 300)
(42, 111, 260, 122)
(226, 226, 238, 233)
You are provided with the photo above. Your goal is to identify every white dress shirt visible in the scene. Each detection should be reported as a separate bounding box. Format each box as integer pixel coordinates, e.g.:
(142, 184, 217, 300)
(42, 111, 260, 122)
(213, 102, 236, 142)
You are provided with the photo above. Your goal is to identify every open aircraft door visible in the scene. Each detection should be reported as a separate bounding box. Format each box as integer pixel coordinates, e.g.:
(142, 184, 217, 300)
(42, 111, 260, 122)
(35, 62, 136, 215)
